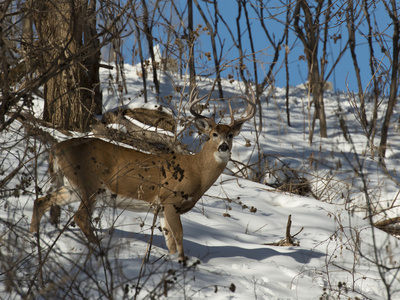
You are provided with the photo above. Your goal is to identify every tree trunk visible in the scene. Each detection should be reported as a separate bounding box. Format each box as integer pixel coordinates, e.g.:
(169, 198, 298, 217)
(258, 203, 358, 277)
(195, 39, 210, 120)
(309, 61, 328, 143)
(141, 0, 160, 96)
(188, 0, 196, 91)
(294, 0, 327, 141)
(33, 0, 101, 132)
(346, 0, 367, 130)
(132, 7, 148, 103)
(363, 0, 379, 144)
(379, 0, 399, 163)
(310, 61, 327, 138)
(84, 0, 101, 115)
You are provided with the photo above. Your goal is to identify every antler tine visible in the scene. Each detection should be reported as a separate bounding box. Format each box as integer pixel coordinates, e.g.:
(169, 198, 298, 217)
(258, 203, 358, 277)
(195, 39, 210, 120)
(230, 86, 257, 126)
(189, 86, 209, 119)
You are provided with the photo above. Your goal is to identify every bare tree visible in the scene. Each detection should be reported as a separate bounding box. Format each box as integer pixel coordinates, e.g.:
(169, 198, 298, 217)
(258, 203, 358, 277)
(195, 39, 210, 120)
(252, 0, 288, 128)
(253, 0, 287, 95)
(235, 1, 248, 88)
(131, 3, 149, 102)
(242, 0, 258, 92)
(293, 0, 328, 141)
(378, 0, 399, 163)
(31, 0, 102, 132)
(284, 2, 291, 126)
(188, 0, 196, 91)
(346, 0, 368, 129)
(155, 0, 187, 79)
(193, 0, 224, 98)
(363, 0, 380, 144)
(0, 1, 39, 130)
(140, 0, 160, 96)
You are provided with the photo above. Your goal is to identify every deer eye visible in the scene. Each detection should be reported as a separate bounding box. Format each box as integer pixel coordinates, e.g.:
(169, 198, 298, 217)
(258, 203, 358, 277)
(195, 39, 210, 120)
(212, 133, 218, 137)
(228, 133, 234, 139)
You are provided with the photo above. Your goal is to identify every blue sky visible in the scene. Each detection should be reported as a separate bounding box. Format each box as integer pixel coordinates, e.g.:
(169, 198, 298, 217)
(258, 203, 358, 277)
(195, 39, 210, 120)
(191, 1, 393, 93)
(119, 1, 393, 93)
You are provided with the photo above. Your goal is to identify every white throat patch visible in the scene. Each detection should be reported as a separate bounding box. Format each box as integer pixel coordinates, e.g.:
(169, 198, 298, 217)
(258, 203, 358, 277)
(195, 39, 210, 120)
(214, 151, 230, 164)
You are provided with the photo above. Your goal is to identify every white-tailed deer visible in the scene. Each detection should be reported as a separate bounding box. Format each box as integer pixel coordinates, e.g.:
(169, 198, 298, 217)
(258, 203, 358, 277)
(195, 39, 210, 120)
(30, 87, 256, 262)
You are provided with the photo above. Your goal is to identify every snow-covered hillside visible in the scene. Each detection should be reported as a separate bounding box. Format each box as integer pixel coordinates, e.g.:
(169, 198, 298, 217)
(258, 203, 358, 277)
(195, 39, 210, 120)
(1, 64, 399, 299)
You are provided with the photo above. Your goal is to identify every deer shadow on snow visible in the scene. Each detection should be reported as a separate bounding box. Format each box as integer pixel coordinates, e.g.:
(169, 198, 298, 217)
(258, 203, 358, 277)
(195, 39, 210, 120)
(105, 224, 325, 265)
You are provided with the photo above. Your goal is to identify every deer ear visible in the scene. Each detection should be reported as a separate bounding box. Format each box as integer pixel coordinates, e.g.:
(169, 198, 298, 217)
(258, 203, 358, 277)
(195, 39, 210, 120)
(230, 122, 244, 137)
(195, 118, 213, 134)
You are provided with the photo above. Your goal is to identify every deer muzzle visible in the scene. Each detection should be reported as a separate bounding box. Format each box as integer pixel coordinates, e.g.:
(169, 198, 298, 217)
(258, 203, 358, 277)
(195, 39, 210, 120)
(218, 142, 229, 152)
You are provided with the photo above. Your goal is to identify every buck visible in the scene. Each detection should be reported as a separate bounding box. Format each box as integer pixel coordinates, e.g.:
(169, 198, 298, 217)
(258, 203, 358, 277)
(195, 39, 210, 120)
(30, 87, 256, 262)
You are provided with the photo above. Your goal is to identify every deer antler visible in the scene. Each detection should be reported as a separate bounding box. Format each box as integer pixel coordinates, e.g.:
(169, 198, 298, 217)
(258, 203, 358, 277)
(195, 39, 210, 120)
(229, 86, 257, 127)
(190, 85, 256, 126)
(189, 87, 210, 120)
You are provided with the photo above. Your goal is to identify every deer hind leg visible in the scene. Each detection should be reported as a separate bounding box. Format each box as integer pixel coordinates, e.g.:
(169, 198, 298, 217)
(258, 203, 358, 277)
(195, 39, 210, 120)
(29, 186, 80, 233)
(73, 192, 98, 244)
(161, 205, 185, 263)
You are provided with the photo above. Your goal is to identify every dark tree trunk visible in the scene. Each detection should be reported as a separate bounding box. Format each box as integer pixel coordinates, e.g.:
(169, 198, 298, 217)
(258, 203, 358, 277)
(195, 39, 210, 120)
(33, 0, 101, 132)
(379, 0, 399, 163)
(141, 0, 160, 96)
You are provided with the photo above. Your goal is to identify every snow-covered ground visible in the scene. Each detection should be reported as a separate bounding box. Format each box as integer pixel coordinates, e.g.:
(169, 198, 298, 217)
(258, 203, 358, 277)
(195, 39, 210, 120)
(1, 64, 399, 299)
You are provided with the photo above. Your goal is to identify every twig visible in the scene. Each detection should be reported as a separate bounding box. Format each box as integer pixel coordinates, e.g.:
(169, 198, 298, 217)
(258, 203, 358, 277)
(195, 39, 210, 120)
(264, 215, 302, 246)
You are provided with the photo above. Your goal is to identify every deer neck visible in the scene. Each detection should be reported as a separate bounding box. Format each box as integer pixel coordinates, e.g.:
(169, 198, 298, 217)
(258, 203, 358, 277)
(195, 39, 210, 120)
(193, 142, 228, 191)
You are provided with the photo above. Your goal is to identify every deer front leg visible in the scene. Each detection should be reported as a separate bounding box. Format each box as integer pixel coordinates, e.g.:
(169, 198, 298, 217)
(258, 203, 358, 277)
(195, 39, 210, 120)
(162, 205, 185, 263)
(160, 214, 176, 254)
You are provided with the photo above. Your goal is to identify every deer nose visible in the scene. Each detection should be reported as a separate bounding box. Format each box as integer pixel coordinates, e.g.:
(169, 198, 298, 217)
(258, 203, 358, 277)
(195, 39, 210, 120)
(218, 142, 229, 152)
